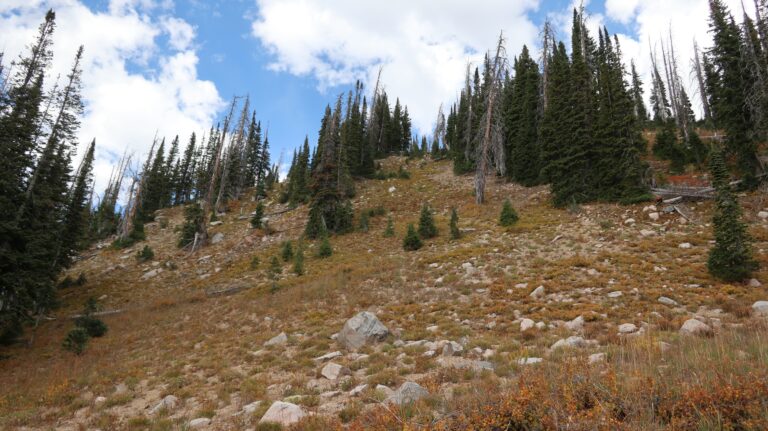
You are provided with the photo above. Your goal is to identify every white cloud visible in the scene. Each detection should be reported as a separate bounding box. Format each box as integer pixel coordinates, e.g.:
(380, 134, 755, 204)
(251, 0, 541, 135)
(604, 0, 640, 24)
(0, 0, 222, 201)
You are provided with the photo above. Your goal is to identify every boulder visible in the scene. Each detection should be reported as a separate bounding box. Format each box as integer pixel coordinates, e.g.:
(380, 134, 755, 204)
(337, 311, 389, 351)
(752, 301, 768, 317)
(588, 353, 606, 364)
(242, 401, 262, 415)
(648, 212, 660, 221)
(679, 319, 712, 337)
(618, 323, 638, 334)
(658, 296, 679, 306)
(211, 232, 225, 244)
(550, 336, 591, 350)
(259, 401, 306, 426)
(565, 315, 584, 332)
(516, 357, 543, 365)
(349, 384, 368, 396)
(320, 362, 351, 380)
(442, 341, 463, 357)
(387, 382, 429, 406)
(758, 211, 768, 220)
(748, 279, 763, 288)
(264, 332, 288, 347)
(313, 351, 343, 363)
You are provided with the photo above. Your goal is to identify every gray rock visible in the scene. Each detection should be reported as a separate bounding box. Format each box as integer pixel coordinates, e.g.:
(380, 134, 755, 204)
(94, 396, 107, 407)
(679, 319, 712, 337)
(640, 229, 656, 237)
(658, 296, 678, 306)
(588, 353, 606, 364)
(320, 362, 350, 380)
(565, 315, 584, 332)
(749, 279, 763, 288)
(530, 285, 546, 299)
(259, 401, 306, 426)
(442, 341, 463, 356)
(436, 356, 494, 371)
(188, 418, 211, 429)
(141, 268, 162, 280)
(607, 291, 623, 298)
(516, 357, 543, 365)
(752, 301, 768, 317)
(648, 212, 660, 221)
(618, 323, 638, 334)
(242, 401, 262, 415)
(678, 242, 692, 249)
(759, 211, 768, 219)
(349, 384, 368, 396)
(313, 351, 343, 363)
(150, 395, 179, 414)
(387, 382, 429, 406)
(520, 318, 535, 332)
(375, 385, 395, 397)
(264, 332, 288, 347)
(550, 336, 591, 350)
(211, 232, 225, 244)
(337, 311, 389, 351)
(210, 220, 223, 226)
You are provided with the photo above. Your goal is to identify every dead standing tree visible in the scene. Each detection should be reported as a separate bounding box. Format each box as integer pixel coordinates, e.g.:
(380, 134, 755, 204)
(474, 32, 508, 204)
(118, 135, 157, 242)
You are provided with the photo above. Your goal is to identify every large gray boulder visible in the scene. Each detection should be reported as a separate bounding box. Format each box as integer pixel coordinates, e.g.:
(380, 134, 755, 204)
(679, 319, 712, 337)
(753, 301, 768, 318)
(259, 401, 306, 426)
(337, 311, 389, 351)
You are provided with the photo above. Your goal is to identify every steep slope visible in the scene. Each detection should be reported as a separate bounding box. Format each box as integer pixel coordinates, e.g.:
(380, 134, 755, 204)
(2, 157, 768, 430)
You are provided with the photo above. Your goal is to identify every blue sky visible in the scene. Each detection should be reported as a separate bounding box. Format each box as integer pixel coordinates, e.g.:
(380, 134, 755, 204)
(0, 0, 745, 193)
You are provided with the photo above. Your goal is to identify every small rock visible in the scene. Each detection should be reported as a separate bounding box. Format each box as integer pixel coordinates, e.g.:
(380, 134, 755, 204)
(648, 212, 660, 221)
(640, 229, 656, 237)
(618, 323, 638, 334)
(588, 353, 606, 364)
(758, 211, 768, 220)
(337, 311, 390, 351)
(679, 319, 712, 337)
(375, 385, 395, 397)
(535, 321, 546, 330)
(211, 232, 225, 244)
(388, 186, 396, 193)
(607, 291, 623, 298)
(320, 390, 342, 399)
(550, 336, 590, 350)
(94, 396, 107, 407)
(530, 285, 546, 299)
(387, 382, 429, 406)
(242, 401, 262, 415)
(658, 296, 679, 306)
(314, 351, 343, 362)
(752, 301, 768, 317)
(189, 418, 211, 429)
(678, 242, 692, 249)
(321, 362, 351, 380)
(150, 395, 179, 414)
(426, 325, 439, 332)
(264, 332, 288, 347)
(141, 268, 162, 280)
(115, 383, 129, 395)
(515, 282, 529, 289)
(748, 279, 762, 288)
(442, 341, 463, 357)
(624, 218, 636, 225)
(517, 357, 543, 365)
(259, 401, 306, 426)
(520, 318, 535, 332)
(565, 315, 584, 332)
(210, 220, 223, 226)
(349, 384, 368, 396)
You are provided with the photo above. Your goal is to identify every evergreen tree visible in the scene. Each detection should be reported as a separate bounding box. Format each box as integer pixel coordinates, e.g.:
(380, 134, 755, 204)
(178, 203, 204, 248)
(630, 60, 649, 123)
(383, 215, 395, 237)
(653, 122, 687, 173)
(251, 201, 264, 229)
(293, 241, 305, 275)
(281, 241, 294, 262)
(317, 231, 333, 258)
(707, 147, 757, 281)
(174, 133, 196, 205)
(403, 223, 422, 251)
(417, 203, 438, 239)
(57, 139, 95, 268)
(140, 138, 166, 220)
(449, 207, 460, 240)
(499, 199, 519, 226)
(503, 45, 541, 186)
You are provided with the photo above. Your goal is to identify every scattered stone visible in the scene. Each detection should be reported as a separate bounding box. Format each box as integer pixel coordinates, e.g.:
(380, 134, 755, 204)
(515, 282, 529, 289)
(530, 285, 546, 299)
(264, 332, 288, 347)
(115, 383, 128, 395)
(679, 319, 712, 337)
(189, 418, 211, 429)
(375, 385, 395, 397)
(313, 351, 342, 363)
(320, 362, 351, 380)
(588, 353, 606, 364)
(658, 296, 679, 306)
(387, 382, 429, 406)
(648, 212, 660, 221)
(618, 323, 638, 334)
(211, 232, 225, 244)
(349, 384, 368, 396)
(758, 211, 768, 220)
(748, 279, 762, 288)
(678, 242, 692, 249)
(94, 396, 107, 407)
(337, 311, 390, 351)
(259, 401, 307, 427)
(426, 325, 439, 332)
(752, 301, 768, 317)
(210, 220, 223, 226)
(141, 268, 162, 280)
(388, 186, 396, 193)
(242, 401, 262, 415)
(550, 336, 592, 350)
(436, 356, 494, 371)
(640, 229, 656, 237)
(150, 395, 179, 415)
(607, 291, 623, 299)
(517, 357, 543, 365)
(482, 349, 495, 359)
(624, 218, 636, 225)
(320, 390, 342, 399)
(520, 318, 535, 332)
(442, 341, 463, 357)
(535, 321, 546, 330)
(565, 315, 584, 332)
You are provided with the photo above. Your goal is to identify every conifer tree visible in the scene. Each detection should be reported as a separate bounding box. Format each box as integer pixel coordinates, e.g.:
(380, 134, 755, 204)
(403, 223, 422, 251)
(630, 60, 649, 123)
(418, 203, 438, 239)
(503, 45, 541, 186)
(499, 199, 519, 226)
(707, 147, 757, 281)
(384, 215, 395, 237)
(449, 208, 460, 240)
(293, 241, 305, 275)
(281, 241, 294, 262)
(178, 203, 204, 248)
(317, 231, 333, 258)
(251, 202, 264, 229)
(57, 139, 95, 268)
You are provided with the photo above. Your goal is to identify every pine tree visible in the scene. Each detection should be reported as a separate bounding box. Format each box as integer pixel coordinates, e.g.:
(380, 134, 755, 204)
(174, 133, 196, 205)
(707, 147, 757, 281)
(630, 60, 649, 123)
(140, 138, 166, 221)
(178, 203, 204, 248)
(417, 203, 438, 239)
(503, 45, 541, 186)
(383, 215, 395, 237)
(281, 241, 294, 262)
(251, 202, 264, 229)
(403, 223, 422, 251)
(449, 208, 460, 240)
(358, 211, 369, 232)
(499, 199, 519, 226)
(293, 241, 305, 275)
(317, 231, 333, 258)
(57, 139, 95, 268)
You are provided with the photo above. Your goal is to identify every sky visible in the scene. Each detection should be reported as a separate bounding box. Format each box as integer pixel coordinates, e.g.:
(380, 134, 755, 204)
(0, 0, 754, 198)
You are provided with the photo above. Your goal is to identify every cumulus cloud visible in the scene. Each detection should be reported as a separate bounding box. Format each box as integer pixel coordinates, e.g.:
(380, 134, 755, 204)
(251, 0, 541, 134)
(0, 0, 222, 200)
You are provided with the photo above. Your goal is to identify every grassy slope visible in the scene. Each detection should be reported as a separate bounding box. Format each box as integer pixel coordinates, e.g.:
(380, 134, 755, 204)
(1, 156, 767, 430)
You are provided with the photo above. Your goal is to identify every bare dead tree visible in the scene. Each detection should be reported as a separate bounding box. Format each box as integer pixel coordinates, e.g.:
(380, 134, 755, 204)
(216, 96, 249, 212)
(540, 19, 556, 112)
(474, 32, 508, 204)
(195, 96, 238, 251)
(118, 135, 157, 241)
(740, 3, 768, 140)
(692, 40, 713, 123)
(433, 104, 446, 152)
(463, 63, 474, 161)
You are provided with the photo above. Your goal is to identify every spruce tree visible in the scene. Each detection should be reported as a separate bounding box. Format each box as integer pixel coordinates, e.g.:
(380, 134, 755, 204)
(503, 45, 541, 186)
(293, 241, 305, 275)
(417, 203, 438, 239)
(449, 208, 460, 240)
(251, 202, 264, 229)
(384, 215, 395, 238)
(403, 223, 422, 251)
(178, 203, 204, 248)
(317, 231, 333, 258)
(281, 241, 293, 262)
(707, 147, 757, 281)
(499, 199, 519, 226)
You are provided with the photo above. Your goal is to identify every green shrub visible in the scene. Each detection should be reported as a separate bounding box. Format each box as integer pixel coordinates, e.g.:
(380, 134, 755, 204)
(136, 245, 154, 262)
(403, 224, 423, 251)
(384, 216, 395, 238)
(63, 327, 89, 355)
(251, 202, 264, 228)
(281, 241, 294, 262)
(449, 208, 460, 240)
(418, 204, 438, 239)
(499, 200, 519, 227)
(317, 235, 333, 258)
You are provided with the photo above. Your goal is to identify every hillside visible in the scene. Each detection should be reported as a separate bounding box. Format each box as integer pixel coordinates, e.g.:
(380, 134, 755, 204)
(2, 156, 768, 430)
